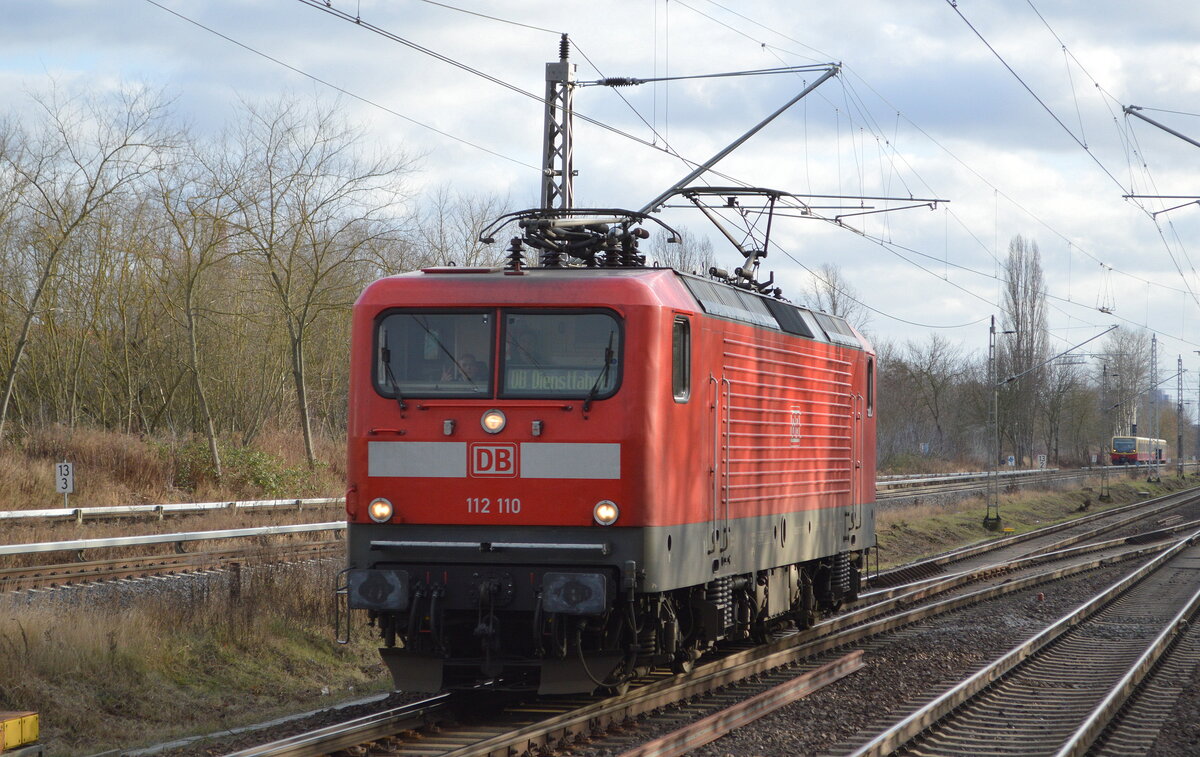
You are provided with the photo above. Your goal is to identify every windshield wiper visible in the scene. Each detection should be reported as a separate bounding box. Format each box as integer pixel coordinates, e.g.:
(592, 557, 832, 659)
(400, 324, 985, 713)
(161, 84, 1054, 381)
(381, 336, 407, 411)
(582, 332, 615, 413)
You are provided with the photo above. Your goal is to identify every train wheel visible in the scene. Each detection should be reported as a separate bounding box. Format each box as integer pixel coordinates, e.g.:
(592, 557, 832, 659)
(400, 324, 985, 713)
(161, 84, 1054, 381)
(670, 647, 701, 674)
(605, 680, 631, 696)
(793, 576, 818, 628)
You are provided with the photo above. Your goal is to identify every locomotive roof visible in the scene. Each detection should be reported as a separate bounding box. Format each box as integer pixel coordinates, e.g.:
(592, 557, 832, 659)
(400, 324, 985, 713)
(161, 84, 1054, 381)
(358, 266, 871, 353)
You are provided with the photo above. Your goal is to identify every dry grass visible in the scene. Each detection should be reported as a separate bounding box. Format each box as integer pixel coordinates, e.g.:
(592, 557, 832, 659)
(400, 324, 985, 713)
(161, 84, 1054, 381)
(0, 426, 345, 511)
(0, 428, 373, 754)
(0, 559, 385, 756)
(878, 455, 977, 476)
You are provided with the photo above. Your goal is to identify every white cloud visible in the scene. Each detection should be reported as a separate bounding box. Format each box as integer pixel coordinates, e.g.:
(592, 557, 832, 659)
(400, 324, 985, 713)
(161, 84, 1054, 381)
(5, 0, 1200, 372)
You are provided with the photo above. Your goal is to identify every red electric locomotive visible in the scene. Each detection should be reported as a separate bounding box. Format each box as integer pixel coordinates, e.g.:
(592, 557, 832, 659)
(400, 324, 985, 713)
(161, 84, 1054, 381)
(339, 209, 876, 694)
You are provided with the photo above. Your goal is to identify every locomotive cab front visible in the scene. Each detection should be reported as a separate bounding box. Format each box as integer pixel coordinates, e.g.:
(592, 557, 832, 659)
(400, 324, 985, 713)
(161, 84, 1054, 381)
(342, 269, 670, 693)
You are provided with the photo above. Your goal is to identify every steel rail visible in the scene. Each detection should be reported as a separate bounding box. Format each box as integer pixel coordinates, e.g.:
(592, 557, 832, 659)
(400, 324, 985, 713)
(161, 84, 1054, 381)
(0, 541, 344, 592)
(1054, 579, 1200, 757)
(876, 467, 1059, 488)
(0, 522, 344, 557)
(0, 467, 1115, 523)
(222, 695, 452, 757)
(467, 543, 1176, 757)
(614, 652, 864, 757)
(860, 535, 1178, 611)
(877, 470, 1091, 502)
(847, 527, 1200, 757)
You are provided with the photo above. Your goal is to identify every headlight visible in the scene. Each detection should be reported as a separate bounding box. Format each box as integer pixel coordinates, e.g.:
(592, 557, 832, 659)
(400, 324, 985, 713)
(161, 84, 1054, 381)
(367, 497, 393, 523)
(593, 500, 619, 526)
(481, 409, 506, 434)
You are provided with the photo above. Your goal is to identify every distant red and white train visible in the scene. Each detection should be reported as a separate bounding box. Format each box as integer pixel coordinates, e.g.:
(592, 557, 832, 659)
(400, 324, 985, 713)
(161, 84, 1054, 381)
(1110, 436, 1166, 465)
(339, 210, 876, 694)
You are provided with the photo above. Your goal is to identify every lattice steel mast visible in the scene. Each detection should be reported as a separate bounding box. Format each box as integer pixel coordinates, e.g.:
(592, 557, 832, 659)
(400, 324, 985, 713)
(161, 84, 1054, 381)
(540, 34, 576, 210)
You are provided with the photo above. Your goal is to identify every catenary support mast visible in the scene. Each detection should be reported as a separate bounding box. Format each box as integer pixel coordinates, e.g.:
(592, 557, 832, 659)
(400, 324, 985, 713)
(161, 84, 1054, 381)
(541, 34, 576, 210)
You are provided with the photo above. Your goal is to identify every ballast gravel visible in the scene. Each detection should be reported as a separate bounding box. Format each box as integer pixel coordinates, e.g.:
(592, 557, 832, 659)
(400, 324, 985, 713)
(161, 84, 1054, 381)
(560, 561, 1188, 757)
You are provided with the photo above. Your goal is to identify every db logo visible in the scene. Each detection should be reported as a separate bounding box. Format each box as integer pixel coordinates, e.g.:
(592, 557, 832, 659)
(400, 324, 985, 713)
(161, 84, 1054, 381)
(470, 443, 518, 477)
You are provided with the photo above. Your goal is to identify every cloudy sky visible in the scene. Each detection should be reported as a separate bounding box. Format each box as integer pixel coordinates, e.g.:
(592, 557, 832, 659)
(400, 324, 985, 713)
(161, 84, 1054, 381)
(6, 1, 1200, 386)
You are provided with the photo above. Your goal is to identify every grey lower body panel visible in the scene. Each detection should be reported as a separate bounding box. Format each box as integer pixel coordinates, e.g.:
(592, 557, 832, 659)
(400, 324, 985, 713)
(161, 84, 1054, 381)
(639, 502, 876, 591)
(348, 501, 875, 593)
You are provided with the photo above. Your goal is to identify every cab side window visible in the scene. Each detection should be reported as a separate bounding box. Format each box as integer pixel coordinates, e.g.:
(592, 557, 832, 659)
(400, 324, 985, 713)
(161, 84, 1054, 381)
(672, 316, 690, 402)
(866, 357, 874, 417)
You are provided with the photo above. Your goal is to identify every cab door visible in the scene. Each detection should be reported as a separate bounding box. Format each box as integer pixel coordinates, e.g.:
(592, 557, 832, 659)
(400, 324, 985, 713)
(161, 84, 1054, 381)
(708, 373, 731, 555)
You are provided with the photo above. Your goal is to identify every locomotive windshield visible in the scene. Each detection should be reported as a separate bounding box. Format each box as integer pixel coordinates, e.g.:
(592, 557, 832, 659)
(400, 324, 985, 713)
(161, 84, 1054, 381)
(501, 311, 621, 399)
(1112, 437, 1136, 453)
(376, 311, 493, 397)
(374, 309, 621, 399)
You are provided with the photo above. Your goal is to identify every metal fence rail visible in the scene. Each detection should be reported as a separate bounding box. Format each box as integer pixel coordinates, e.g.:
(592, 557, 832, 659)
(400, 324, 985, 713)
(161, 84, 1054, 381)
(0, 497, 341, 523)
(875, 468, 1060, 489)
(0, 469, 1078, 524)
(0, 522, 345, 557)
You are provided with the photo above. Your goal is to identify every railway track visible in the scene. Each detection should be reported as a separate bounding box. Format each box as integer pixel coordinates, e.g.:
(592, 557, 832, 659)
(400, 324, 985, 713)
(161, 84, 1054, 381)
(0, 541, 343, 592)
(15, 485, 1200, 755)
(844, 528, 1200, 756)
(870, 484, 1200, 588)
(208, 490, 1200, 757)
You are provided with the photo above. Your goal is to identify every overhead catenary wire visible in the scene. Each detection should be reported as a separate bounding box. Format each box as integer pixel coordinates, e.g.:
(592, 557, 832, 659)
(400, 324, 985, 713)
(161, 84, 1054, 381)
(576, 64, 831, 88)
(669, 3, 1200, 354)
(140, 0, 540, 171)
(676, 1, 1197, 308)
(949, 0, 1200, 315)
(319, 0, 1200, 339)
(158, 1, 1200, 356)
(943, 0, 1128, 194)
(1137, 107, 1200, 119)
(674, 2, 1200, 354)
(293, 0, 723, 162)
(783, 250, 992, 330)
(407, 0, 563, 35)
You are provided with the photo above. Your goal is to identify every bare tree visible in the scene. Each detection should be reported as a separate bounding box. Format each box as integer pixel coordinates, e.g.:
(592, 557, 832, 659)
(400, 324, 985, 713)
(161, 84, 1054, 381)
(410, 185, 510, 270)
(900, 335, 967, 454)
(873, 339, 917, 466)
(0, 86, 175, 442)
(804, 263, 870, 333)
(646, 225, 715, 275)
(1038, 359, 1080, 465)
(227, 97, 414, 467)
(154, 140, 244, 480)
(1098, 326, 1152, 438)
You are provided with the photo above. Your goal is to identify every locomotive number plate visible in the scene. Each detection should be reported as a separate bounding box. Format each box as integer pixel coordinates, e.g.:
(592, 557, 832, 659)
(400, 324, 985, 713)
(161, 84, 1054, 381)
(466, 497, 522, 514)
